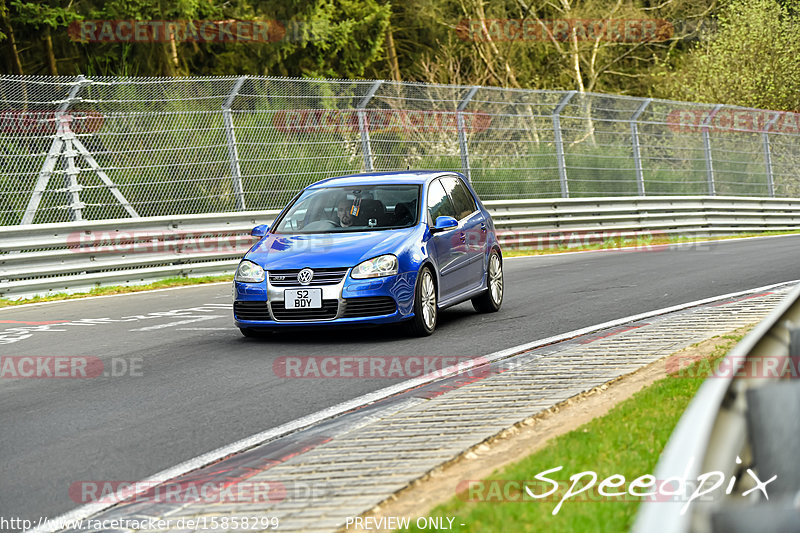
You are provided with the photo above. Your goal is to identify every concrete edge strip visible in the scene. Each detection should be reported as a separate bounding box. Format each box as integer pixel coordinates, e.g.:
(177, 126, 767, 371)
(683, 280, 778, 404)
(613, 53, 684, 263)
(25, 278, 800, 533)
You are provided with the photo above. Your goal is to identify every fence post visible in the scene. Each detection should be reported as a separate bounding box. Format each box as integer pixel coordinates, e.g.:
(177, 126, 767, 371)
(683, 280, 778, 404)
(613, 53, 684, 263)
(631, 98, 651, 196)
(357, 80, 383, 171)
(63, 131, 83, 222)
(762, 112, 780, 197)
(22, 75, 86, 224)
(553, 91, 576, 198)
(222, 76, 247, 211)
(702, 104, 722, 196)
(457, 86, 480, 182)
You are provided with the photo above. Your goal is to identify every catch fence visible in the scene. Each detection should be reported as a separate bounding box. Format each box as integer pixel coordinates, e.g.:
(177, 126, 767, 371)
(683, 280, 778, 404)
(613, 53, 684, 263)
(2, 75, 800, 226)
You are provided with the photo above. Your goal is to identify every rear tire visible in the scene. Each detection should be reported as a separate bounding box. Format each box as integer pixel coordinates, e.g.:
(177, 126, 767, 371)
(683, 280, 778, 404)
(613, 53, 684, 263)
(472, 251, 503, 313)
(405, 267, 437, 337)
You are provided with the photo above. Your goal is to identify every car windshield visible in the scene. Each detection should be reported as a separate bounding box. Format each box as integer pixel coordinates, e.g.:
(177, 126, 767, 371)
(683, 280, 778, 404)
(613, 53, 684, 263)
(273, 184, 421, 234)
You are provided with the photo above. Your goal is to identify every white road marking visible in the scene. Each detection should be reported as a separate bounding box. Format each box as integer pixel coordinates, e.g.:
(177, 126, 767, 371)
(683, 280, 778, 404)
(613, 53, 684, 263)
(1, 304, 232, 344)
(177, 327, 237, 331)
(28, 278, 800, 533)
(129, 316, 223, 331)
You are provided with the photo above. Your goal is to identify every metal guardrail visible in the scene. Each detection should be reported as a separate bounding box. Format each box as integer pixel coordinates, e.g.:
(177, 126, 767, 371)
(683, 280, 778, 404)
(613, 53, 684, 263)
(0, 210, 278, 299)
(2, 196, 800, 300)
(633, 283, 800, 533)
(3, 76, 800, 226)
(488, 195, 800, 247)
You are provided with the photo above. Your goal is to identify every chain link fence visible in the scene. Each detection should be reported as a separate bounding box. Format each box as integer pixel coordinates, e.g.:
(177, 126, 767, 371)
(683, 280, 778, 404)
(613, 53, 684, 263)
(2, 75, 800, 226)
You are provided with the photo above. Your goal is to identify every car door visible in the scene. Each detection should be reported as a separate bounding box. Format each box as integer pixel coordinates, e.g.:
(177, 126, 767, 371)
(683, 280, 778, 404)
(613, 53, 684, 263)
(426, 178, 464, 301)
(440, 176, 487, 293)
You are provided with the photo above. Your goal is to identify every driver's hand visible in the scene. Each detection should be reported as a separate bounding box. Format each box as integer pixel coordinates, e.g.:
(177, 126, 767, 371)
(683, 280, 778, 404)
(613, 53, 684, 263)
(340, 214, 352, 227)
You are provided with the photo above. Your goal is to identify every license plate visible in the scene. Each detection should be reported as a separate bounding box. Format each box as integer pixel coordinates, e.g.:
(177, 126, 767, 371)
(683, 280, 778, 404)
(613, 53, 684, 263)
(284, 288, 322, 309)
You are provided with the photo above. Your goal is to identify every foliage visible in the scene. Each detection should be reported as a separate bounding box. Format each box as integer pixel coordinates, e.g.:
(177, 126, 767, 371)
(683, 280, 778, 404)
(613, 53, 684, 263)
(665, 0, 800, 111)
(2, 0, 799, 113)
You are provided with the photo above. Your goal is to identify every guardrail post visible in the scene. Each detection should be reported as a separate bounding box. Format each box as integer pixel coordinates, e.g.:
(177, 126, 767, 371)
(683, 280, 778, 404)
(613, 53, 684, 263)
(357, 80, 383, 172)
(762, 113, 780, 197)
(631, 98, 651, 196)
(222, 76, 247, 211)
(790, 322, 800, 359)
(702, 104, 722, 196)
(23, 75, 86, 225)
(457, 86, 480, 182)
(553, 91, 576, 198)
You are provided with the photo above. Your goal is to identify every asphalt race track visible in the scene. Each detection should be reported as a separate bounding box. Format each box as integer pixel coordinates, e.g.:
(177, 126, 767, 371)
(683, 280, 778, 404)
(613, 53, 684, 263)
(2, 234, 799, 526)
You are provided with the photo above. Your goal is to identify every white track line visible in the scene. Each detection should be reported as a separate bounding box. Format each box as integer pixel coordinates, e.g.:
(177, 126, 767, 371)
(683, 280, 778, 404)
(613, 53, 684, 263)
(27, 278, 800, 533)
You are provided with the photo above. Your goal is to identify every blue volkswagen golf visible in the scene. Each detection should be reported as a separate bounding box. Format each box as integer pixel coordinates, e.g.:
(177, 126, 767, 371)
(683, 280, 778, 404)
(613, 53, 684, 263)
(233, 171, 503, 336)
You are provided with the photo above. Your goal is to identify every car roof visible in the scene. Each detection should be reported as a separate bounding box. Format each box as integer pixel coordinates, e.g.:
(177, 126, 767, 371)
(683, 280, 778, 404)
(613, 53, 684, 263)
(306, 170, 463, 189)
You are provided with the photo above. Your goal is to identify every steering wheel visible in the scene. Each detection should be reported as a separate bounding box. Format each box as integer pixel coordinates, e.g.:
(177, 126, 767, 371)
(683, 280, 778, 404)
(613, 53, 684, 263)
(303, 219, 339, 231)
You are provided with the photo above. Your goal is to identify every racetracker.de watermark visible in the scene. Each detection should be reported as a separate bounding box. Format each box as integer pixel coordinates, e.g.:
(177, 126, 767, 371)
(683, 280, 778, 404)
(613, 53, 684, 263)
(273, 109, 492, 134)
(0, 356, 142, 378)
(496, 230, 712, 252)
(65, 230, 257, 254)
(70, 480, 286, 504)
(457, 18, 674, 42)
(666, 355, 800, 379)
(0, 111, 103, 135)
(68, 19, 337, 44)
(69, 20, 284, 43)
(666, 108, 800, 134)
(456, 18, 717, 42)
(273, 356, 491, 379)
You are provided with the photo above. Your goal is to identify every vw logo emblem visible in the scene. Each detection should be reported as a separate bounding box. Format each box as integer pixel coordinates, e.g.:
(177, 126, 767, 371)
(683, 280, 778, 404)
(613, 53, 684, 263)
(297, 268, 314, 285)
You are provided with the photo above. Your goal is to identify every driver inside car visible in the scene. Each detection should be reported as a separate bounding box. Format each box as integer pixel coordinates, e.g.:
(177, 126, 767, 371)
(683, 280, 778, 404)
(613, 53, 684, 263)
(337, 199, 354, 227)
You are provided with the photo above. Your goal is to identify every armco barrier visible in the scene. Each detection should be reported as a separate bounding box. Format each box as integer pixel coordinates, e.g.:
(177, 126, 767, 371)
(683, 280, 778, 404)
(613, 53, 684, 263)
(3, 196, 800, 299)
(0, 210, 278, 299)
(633, 283, 800, 533)
(487, 195, 800, 247)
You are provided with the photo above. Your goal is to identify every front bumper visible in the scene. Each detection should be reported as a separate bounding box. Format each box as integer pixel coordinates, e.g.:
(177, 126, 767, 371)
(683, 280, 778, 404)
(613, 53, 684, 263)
(233, 269, 417, 327)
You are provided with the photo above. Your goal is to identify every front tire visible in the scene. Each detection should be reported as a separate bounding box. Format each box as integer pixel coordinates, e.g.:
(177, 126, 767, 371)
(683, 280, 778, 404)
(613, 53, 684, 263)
(405, 267, 437, 337)
(472, 251, 503, 313)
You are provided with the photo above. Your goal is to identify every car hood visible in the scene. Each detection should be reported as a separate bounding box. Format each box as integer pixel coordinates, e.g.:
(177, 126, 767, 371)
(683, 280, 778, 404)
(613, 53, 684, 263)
(245, 227, 419, 269)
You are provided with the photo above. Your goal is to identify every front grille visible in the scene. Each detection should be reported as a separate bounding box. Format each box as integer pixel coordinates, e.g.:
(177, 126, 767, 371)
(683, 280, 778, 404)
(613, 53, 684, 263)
(234, 301, 270, 321)
(270, 299, 339, 321)
(268, 268, 348, 286)
(342, 297, 397, 318)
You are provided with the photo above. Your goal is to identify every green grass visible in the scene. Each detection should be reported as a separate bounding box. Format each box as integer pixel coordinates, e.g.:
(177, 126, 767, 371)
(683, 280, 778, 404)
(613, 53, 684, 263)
(399, 334, 742, 533)
(0, 275, 232, 308)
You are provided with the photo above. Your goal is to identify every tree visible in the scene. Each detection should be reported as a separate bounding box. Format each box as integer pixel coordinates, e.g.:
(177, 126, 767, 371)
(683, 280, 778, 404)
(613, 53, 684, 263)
(669, 0, 800, 111)
(10, 0, 82, 75)
(0, 0, 23, 74)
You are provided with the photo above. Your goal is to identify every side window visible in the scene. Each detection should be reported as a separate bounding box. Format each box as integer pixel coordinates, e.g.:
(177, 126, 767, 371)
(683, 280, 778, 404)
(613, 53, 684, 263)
(427, 179, 457, 224)
(441, 177, 477, 220)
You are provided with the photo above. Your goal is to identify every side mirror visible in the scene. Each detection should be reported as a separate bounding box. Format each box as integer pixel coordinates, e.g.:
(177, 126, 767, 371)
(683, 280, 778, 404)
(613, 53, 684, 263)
(432, 216, 458, 232)
(250, 224, 270, 237)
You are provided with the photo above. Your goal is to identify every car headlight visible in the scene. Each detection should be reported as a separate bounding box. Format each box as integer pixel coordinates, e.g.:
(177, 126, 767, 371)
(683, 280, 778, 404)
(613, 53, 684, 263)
(351, 254, 398, 279)
(235, 260, 265, 283)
